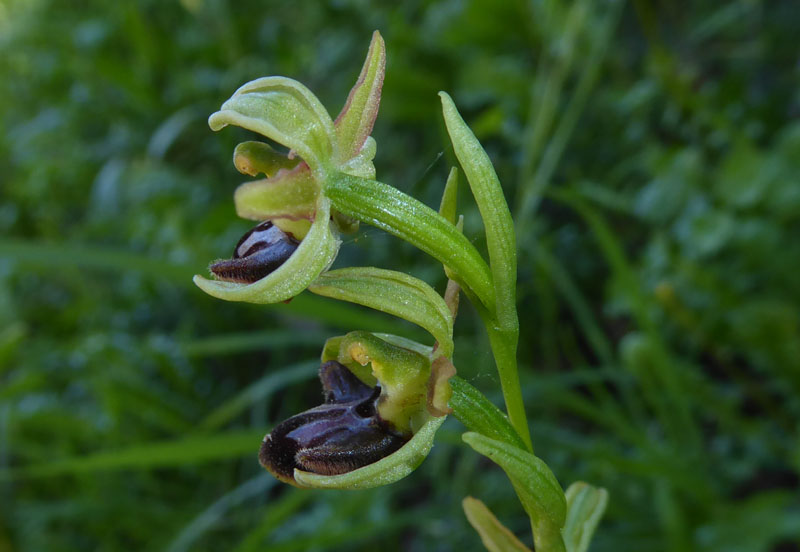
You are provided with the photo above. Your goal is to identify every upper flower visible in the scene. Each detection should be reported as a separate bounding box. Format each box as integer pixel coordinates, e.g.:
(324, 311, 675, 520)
(194, 31, 386, 304)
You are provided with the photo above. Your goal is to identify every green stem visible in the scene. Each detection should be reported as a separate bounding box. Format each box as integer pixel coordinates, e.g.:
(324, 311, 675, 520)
(485, 323, 532, 453)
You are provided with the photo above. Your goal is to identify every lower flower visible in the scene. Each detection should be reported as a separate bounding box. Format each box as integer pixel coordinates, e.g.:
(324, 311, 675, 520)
(259, 360, 408, 485)
(259, 332, 454, 489)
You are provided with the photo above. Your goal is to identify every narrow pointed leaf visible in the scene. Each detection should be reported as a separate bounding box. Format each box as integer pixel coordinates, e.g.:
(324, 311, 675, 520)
(463, 497, 532, 552)
(325, 172, 495, 311)
(563, 482, 609, 552)
(462, 432, 567, 533)
(309, 267, 454, 357)
(209, 77, 336, 176)
(439, 166, 459, 224)
(440, 92, 517, 329)
(233, 141, 301, 177)
(293, 414, 445, 489)
(233, 165, 318, 222)
(449, 377, 526, 450)
(335, 31, 386, 161)
(194, 199, 339, 304)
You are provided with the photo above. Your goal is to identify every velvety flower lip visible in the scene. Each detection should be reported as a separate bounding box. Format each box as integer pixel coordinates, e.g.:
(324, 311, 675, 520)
(258, 360, 408, 486)
(208, 221, 300, 284)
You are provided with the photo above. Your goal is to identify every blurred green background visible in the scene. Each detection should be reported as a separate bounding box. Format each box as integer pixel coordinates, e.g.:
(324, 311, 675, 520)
(1, 0, 799, 550)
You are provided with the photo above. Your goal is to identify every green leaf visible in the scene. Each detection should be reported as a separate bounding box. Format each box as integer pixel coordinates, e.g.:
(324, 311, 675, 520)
(440, 92, 517, 330)
(209, 76, 336, 176)
(334, 30, 386, 162)
(233, 164, 318, 222)
(309, 267, 454, 357)
(463, 496, 532, 552)
(293, 414, 445, 490)
(324, 172, 495, 312)
(193, 198, 340, 304)
(449, 377, 527, 450)
(233, 141, 301, 177)
(462, 432, 566, 551)
(563, 482, 609, 552)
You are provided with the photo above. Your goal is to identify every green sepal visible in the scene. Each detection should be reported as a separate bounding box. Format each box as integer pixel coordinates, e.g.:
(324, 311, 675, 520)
(233, 164, 318, 223)
(463, 496, 532, 552)
(209, 76, 336, 177)
(193, 198, 339, 303)
(462, 432, 567, 551)
(233, 141, 301, 177)
(293, 414, 445, 490)
(440, 92, 518, 330)
(309, 267, 454, 358)
(562, 482, 609, 552)
(324, 172, 495, 312)
(449, 377, 527, 451)
(338, 331, 431, 433)
(334, 31, 386, 162)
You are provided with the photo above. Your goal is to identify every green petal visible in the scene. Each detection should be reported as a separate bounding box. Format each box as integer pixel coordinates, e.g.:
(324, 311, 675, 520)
(463, 497, 532, 552)
(233, 164, 318, 222)
(293, 414, 445, 490)
(193, 198, 339, 304)
(233, 141, 301, 177)
(209, 77, 336, 176)
(462, 432, 567, 547)
(309, 267, 454, 358)
(334, 31, 386, 162)
(563, 482, 609, 552)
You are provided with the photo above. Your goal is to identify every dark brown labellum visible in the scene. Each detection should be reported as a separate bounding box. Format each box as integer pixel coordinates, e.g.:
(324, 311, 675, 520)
(209, 221, 299, 284)
(259, 361, 409, 484)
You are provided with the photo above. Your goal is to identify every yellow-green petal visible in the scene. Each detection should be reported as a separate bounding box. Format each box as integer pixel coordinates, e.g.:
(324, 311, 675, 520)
(233, 165, 318, 223)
